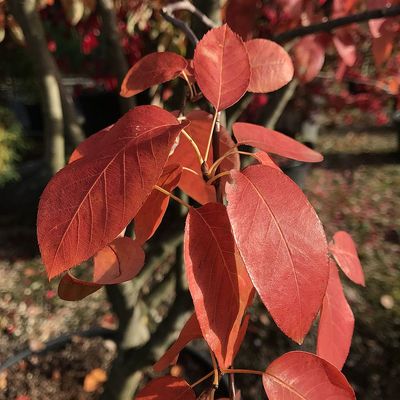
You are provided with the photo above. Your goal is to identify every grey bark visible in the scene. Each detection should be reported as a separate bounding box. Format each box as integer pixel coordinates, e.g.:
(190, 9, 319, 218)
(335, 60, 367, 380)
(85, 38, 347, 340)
(8, 0, 65, 174)
(97, 0, 135, 114)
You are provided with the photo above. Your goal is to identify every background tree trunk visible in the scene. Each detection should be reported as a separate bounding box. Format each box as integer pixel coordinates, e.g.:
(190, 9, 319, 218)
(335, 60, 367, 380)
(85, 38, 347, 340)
(8, 0, 65, 174)
(97, 0, 135, 114)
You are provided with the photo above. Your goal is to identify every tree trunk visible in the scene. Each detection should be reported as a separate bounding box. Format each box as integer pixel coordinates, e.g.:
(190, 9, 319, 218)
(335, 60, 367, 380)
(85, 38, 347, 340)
(97, 0, 135, 114)
(8, 0, 65, 174)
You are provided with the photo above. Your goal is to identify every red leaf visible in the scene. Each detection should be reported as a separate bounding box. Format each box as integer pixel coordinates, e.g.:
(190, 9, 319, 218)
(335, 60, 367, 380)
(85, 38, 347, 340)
(252, 151, 281, 170)
(233, 122, 323, 163)
(38, 105, 188, 279)
(193, 24, 251, 110)
(245, 39, 294, 93)
(292, 35, 326, 83)
(333, 29, 356, 67)
(317, 260, 354, 370)
(136, 376, 195, 400)
(225, 0, 260, 40)
(68, 125, 113, 164)
(226, 165, 329, 343)
(329, 231, 365, 286)
(184, 203, 254, 368)
(372, 31, 394, 68)
(333, 0, 358, 16)
(263, 351, 355, 399)
(134, 164, 182, 244)
(153, 313, 202, 372)
(368, 0, 388, 38)
(58, 272, 102, 301)
(120, 52, 187, 97)
(93, 237, 144, 284)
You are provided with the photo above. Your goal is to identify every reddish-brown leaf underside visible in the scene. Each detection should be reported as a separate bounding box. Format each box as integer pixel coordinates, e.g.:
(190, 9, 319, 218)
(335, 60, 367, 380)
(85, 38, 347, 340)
(317, 259, 354, 370)
(153, 313, 202, 372)
(37, 105, 188, 279)
(245, 39, 294, 93)
(120, 52, 187, 97)
(233, 122, 323, 163)
(57, 236, 144, 300)
(226, 165, 329, 343)
(329, 231, 365, 286)
(263, 351, 355, 399)
(135, 376, 196, 400)
(134, 164, 182, 244)
(58, 272, 102, 301)
(193, 24, 251, 110)
(93, 237, 144, 284)
(184, 203, 253, 368)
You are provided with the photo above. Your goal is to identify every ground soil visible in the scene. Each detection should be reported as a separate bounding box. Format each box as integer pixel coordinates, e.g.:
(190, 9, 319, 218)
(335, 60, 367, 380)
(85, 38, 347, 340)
(0, 128, 399, 399)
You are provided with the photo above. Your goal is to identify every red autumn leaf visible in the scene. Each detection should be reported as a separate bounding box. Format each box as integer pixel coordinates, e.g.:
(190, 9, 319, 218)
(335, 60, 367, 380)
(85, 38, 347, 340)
(68, 125, 113, 164)
(263, 351, 355, 399)
(184, 203, 254, 368)
(292, 34, 326, 83)
(252, 151, 281, 170)
(37, 105, 188, 279)
(120, 52, 187, 97)
(153, 313, 202, 372)
(317, 260, 354, 370)
(58, 271, 102, 301)
(225, 0, 260, 40)
(232, 314, 250, 359)
(134, 164, 182, 244)
(333, 0, 358, 16)
(245, 39, 294, 93)
(193, 24, 251, 110)
(226, 165, 329, 343)
(333, 29, 357, 67)
(368, 0, 390, 38)
(136, 376, 195, 400)
(329, 231, 365, 286)
(277, 0, 303, 20)
(93, 237, 144, 284)
(233, 122, 323, 163)
(372, 31, 394, 67)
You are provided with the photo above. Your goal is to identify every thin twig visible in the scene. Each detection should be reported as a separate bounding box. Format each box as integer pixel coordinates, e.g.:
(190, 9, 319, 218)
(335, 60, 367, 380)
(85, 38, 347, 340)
(161, 0, 216, 45)
(274, 5, 400, 43)
(154, 185, 191, 209)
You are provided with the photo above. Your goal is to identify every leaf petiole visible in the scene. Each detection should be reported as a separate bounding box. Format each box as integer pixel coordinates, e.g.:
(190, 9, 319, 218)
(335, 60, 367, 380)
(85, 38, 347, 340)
(181, 69, 195, 99)
(190, 370, 215, 389)
(154, 185, 191, 209)
(207, 171, 231, 186)
(220, 368, 264, 376)
(181, 129, 205, 165)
